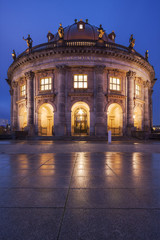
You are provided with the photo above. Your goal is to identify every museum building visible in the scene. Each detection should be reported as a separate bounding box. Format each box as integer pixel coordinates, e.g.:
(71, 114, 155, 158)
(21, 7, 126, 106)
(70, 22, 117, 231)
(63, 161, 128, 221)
(7, 19, 156, 137)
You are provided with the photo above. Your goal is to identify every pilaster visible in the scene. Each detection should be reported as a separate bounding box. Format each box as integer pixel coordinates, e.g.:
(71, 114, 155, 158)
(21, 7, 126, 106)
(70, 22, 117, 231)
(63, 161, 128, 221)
(54, 65, 67, 136)
(126, 70, 136, 135)
(25, 71, 35, 135)
(144, 80, 150, 130)
(11, 82, 18, 130)
(94, 65, 106, 136)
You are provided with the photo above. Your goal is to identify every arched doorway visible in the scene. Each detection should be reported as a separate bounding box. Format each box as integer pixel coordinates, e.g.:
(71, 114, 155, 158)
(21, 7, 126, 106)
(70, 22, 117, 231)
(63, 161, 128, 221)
(71, 102, 90, 136)
(38, 103, 54, 136)
(19, 106, 27, 130)
(107, 103, 123, 136)
(134, 106, 142, 130)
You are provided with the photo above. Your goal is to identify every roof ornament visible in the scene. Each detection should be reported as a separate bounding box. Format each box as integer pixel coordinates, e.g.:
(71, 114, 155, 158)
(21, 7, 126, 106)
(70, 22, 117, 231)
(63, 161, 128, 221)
(23, 34, 33, 51)
(12, 50, 16, 61)
(129, 34, 135, 49)
(74, 19, 78, 23)
(98, 24, 105, 39)
(86, 19, 88, 23)
(47, 31, 54, 42)
(145, 50, 149, 61)
(58, 23, 64, 39)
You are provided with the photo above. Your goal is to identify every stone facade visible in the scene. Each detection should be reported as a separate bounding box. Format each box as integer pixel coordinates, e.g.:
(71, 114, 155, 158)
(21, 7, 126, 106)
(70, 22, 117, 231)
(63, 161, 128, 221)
(7, 20, 156, 137)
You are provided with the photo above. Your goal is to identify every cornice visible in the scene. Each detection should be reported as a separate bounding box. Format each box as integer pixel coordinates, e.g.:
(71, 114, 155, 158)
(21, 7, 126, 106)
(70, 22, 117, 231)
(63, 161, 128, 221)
(34, 94, 56, 99)
(106, 94, 126, 99)
(8, 46, 155, 80)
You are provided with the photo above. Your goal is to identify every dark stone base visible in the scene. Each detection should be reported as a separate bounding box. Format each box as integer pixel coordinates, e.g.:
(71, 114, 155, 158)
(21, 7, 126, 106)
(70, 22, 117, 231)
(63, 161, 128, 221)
(54, 124, 66, 136)
(95, 124, 106, 136)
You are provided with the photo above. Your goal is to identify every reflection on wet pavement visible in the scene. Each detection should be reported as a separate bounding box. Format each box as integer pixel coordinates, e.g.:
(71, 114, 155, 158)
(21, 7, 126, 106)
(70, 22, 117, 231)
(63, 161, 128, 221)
(0, 151, 160, 239)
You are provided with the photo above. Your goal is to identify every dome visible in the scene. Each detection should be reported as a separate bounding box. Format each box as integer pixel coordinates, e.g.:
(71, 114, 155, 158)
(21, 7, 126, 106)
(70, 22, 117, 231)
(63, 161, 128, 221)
(52, 20, 114, 42)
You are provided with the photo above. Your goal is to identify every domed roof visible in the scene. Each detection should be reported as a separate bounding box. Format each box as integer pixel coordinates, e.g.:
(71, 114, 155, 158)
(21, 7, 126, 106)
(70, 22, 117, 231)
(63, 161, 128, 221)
(52, 20, 114, 42)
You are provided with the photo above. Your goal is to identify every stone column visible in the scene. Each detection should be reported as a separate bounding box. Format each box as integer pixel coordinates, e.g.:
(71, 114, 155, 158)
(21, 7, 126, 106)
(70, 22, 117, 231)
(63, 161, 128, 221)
(144, 81, 150, 130)
(95, 65, 106, 136)
(126, 70, 136, 135)
(149, 88, 153, 130)
(54, 65, 66, 136)
(12, 81, 18, 130)
(25, 71, 35, 136)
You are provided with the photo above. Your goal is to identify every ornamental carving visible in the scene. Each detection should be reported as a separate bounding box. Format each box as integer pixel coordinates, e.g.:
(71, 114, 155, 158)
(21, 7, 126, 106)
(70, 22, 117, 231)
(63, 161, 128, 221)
(94, 65, 106, 74)
(19, 78, 25, 85)
(126, 70, 136, 77)
(56, 65, 67, 74)
(25, 71, 35, 80)
(143, 80, 150, 88)
(12, 81, 18, 88)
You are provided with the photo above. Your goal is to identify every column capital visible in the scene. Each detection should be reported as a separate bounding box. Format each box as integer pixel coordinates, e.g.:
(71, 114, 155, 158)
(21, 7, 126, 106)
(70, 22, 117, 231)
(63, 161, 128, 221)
(126, 70, 136, 78)
(25, 71, 35, 80)
(144, 80, 150, 88)
(12, 81, 18, 88)
(56, 64, 68, 74)
(94, 65, 106, 74)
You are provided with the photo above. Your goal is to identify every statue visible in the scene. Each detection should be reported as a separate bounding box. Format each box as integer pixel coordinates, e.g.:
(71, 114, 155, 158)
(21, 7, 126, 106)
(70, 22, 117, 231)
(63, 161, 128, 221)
(58, 23, 64, 39)
(145, 50, 149, 61)
(12, 50, 16, 61)
(129, 34, 135, 49)
(23, 34, 33, 49)
(97, 24, 105, 39)
(47, 31, 54, 42)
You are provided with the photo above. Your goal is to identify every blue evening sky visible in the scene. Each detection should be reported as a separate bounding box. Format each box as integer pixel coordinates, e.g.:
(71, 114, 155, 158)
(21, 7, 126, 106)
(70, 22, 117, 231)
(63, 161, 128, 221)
(0, 0, 160, 124)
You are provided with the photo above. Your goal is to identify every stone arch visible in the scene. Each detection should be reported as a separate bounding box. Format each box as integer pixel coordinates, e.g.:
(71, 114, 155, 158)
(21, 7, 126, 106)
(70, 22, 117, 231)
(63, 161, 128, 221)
(71, 101, 90, 136)
(38, 103, 54, 136)
(107, 103, 123, 136)
(133, 105, 143, 130)
(19, 105, 27, 130)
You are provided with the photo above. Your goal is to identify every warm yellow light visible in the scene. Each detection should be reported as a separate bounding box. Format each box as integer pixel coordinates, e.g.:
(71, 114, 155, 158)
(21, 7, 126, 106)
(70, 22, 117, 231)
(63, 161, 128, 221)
(78, 109, 83, 115)
(133, 115, 135, 119)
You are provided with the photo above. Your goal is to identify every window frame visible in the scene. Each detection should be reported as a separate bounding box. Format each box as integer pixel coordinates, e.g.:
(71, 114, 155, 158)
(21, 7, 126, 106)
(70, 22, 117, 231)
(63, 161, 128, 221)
(109, 77, 121, 92)
(40, 77, 52, 92)
(20, 84, 26, 97)
(135, 84, 141, 97)
(73, 74, 88, 89)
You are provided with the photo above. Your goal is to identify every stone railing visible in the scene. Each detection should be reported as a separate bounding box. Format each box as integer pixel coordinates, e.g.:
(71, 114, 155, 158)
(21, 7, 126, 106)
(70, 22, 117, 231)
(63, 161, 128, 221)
(15, 39, 146, 61)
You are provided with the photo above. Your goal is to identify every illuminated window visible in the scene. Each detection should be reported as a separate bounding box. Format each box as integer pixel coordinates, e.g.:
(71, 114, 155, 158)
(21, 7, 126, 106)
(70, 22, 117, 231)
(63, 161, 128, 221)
(79, 24, 83, 29)
(40, 78, 52, 91)
(74, 75, 88, 89)
(136, 84, 140, 96)
(21, 85, 26, 96)
(110, 77, 121, 91)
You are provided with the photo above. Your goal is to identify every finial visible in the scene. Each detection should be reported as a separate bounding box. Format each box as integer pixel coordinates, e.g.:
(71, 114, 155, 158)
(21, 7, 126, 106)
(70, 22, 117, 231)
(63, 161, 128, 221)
(74, 19, 78, 23)
(86, 19, 88, 23)
(58, 23, 64, 39)
(23, 34, 33, 50)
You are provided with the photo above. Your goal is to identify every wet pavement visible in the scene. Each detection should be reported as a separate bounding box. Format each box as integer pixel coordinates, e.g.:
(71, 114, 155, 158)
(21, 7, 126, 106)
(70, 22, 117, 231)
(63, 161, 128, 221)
(0, 142, 160, 239)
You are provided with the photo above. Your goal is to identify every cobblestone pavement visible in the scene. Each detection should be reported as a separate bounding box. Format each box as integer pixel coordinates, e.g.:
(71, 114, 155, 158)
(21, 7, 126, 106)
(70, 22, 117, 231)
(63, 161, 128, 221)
(0, 141, 160, 239)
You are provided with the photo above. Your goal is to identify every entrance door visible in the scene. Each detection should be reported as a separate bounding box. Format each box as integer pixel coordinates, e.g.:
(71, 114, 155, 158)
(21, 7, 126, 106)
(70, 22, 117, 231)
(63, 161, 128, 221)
(74, 108, 88, 135)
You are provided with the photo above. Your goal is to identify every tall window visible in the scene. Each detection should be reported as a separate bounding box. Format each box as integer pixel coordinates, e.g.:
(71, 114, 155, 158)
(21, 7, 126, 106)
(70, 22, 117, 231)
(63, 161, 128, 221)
(136, 84, 141, 96)
(20, 85, 26, 96)
(110, 77, 121, 91)
(40, 77, 52, 91)
(74, 75, 88, 89)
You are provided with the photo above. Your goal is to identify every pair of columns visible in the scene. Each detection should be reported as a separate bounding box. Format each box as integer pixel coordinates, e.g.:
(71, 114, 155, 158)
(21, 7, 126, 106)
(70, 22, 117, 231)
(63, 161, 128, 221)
(126, 70, 150, 132)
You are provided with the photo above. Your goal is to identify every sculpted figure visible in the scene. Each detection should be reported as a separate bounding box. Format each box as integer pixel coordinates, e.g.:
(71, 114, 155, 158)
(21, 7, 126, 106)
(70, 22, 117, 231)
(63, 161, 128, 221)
(23, 34, 33, 49)
(129, 34, 135, 49)
(145, 50, 149, 61)
(98, 24, 105, 39)
(12, 50, 16, 61)
(58, 23, 64, 39)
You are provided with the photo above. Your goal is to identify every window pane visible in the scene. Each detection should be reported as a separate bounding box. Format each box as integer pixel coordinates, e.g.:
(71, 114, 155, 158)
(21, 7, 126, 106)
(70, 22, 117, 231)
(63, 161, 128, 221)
(117, 79, 120, 84)
(79, 82, 83, 88)
(84, 75, 87, 81)
(49, 85, 51, 90)
(74, 75, 77, 81)
(41, 86, 44, 90)
(113, 85, 116, 90)
(110, 78, 113, 83)
(113, 78, 116, 84)
(79, 75, 83, 81)
(84, 82, 87, 88)
(45, 78, 48, 84)
(41, 79, 44, 85)
(110, 84, 113, 89)
(74, 82, 77, 88)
